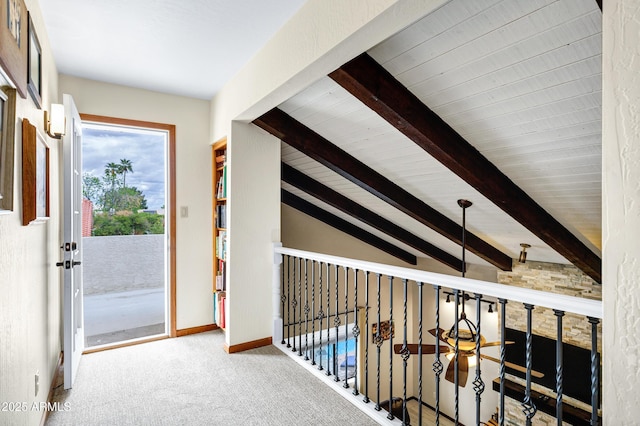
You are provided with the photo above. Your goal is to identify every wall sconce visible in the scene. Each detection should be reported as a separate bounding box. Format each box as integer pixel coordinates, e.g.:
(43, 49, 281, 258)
(44, 104, 66, 139)
(518, 243, 531, 263)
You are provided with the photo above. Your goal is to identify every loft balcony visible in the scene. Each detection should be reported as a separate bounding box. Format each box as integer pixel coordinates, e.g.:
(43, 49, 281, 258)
(271, 245, 602, 426)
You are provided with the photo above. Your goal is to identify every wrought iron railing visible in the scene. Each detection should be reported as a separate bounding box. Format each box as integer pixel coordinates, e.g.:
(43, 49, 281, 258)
(272, 245, 602, 426)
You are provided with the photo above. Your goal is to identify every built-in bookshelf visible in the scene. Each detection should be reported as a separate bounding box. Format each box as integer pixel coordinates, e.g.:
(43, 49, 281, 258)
(212, 137, 227, 328)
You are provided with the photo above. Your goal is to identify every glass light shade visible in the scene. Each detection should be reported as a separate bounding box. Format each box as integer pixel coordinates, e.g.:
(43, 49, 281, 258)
(445, 353, 477, 367)
(49, 103, 65, 137)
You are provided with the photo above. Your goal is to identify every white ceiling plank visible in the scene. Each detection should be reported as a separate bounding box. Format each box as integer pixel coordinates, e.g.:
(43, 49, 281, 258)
(278, 0, 602, 269)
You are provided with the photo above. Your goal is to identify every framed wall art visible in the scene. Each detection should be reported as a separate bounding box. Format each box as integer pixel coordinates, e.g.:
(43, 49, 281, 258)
(371, 320, 394, 343)
(0, 0, 28, 98)
(27, 12, 41, 108)
(0, 86, 16, 211)
(22, 118, 48, 225)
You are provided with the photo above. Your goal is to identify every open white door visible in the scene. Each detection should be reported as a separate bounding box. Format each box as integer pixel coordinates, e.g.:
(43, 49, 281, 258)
(60, 94, 84, 389)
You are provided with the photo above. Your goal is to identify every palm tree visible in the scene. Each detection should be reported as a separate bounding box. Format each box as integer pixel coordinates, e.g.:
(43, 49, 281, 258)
(105, 162, 119, 189)
(119, 158, 133, 188)
(104, 162, 121, 212)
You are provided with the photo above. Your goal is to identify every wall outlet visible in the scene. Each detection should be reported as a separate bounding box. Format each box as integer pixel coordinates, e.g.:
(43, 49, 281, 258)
(180, 206, 188, 218)
(35, 370, 39, 396)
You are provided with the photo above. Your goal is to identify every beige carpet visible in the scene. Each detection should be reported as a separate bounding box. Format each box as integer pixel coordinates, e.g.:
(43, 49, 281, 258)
(46, 330, 379, 425)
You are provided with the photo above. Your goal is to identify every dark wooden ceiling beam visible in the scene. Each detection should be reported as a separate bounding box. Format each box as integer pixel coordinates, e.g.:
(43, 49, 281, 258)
(329, 53, 601, 283)
(281, 189, 417, 265)
(254, 108, 512, 271)
(282, 163, 462, 271)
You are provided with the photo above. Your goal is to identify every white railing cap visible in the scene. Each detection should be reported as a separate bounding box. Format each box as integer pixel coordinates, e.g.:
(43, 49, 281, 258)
(275, 246, 602, 319)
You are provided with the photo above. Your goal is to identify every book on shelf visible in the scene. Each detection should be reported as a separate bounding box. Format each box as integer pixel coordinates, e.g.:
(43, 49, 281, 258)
(215, 154, 225, 169)
(215, 162, 227, 199)
(215, 274, 223, 291)
(222, 164, 227, 198)
(213, 292, 218, 325)
(218, 293, 226, 328)
(216, 230, 227, 261)
(215, 260, 226, 291)
(216, 205, 227, 229)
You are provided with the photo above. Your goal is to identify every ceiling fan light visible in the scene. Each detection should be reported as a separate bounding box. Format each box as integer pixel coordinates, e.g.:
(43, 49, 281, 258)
(445, 353, 477, 367)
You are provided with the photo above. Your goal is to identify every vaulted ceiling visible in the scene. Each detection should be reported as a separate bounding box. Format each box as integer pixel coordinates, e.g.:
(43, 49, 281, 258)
(255, 0, 602, 282)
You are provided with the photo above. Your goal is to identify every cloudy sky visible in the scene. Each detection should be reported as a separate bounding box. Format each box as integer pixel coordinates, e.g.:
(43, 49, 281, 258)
(82, 123, 166, 210)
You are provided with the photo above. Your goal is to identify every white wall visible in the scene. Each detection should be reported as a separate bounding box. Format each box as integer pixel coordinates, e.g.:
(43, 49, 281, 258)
(59, 75, 212, 330)
(225, 122, 281, 347)
(0, 1, 62, 424)
(602, 1, 640, 423)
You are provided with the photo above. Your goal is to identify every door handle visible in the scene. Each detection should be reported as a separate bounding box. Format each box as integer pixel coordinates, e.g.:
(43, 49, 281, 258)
(56, 260, 82, 269)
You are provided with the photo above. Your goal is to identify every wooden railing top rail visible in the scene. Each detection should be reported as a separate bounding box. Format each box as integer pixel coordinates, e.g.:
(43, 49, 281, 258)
(274, 245, 602, 319)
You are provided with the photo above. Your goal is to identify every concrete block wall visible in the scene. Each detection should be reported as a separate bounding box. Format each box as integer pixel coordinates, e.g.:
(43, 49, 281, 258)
(82, 235, 165, 295)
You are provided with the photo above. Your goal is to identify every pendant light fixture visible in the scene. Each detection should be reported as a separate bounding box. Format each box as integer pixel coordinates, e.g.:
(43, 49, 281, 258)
(518, 243, 531, 263)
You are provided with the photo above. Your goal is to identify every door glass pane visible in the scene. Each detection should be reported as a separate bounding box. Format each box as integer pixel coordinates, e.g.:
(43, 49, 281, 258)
(81, 121, 168, 347)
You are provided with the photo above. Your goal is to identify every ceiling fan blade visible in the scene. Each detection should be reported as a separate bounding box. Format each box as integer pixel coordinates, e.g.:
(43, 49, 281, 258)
(428, 328, 448, 343)
(481, 341, 515, 347)
(479, 354, 544, 378)
(444, 354, 469, 387)
(458, 354, 469, 387)
(445, 356, 456, 383)
(393, 343, 450, 355)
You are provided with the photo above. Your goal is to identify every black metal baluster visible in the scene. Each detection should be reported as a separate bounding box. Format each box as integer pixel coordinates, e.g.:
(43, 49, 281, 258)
(400, 278, 409, 426)
(334, 264, 341, 382)
(298, 257, 303, 357)
(326, 263, 331, 376)
(317, 262, 324, 371)
(343, 266, 350, 388)
(433, 285, 443, 426)
(588, 317, 600, 426)
(291, 257, 297, 353)
(281, 254, 286, 345)
(417, 282, 424, 426)
(374, 273, 382, 412)
(522, 303, 537, 425)
(554, 309, 565, 425)
(474, 293, 485, 426)
(387, 275, 394, 421)
(304, 259, 310, 360)
(311, 260, 316, 365)
(363, 271, 370, 404)
(454, 288, 460, 425)
(285, 255, 291, 348)
(499, 298, 507, 426)
(352, 269, 360, 396)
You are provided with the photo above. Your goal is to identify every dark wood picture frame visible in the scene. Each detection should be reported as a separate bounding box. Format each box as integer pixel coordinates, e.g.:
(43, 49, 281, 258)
(0, 86, 16, 211)
(22, 118, 48, 225)
(0, 0, 28, 98)
(26, 12, 41, 109)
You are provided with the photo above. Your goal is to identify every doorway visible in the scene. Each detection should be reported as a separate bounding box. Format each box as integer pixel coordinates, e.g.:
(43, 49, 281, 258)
(80, 114, 176, 348)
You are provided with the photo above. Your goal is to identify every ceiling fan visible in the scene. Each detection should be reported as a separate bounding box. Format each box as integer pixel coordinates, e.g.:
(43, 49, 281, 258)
(393, 199, 543, 386)
(393, 321, 543, 387)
